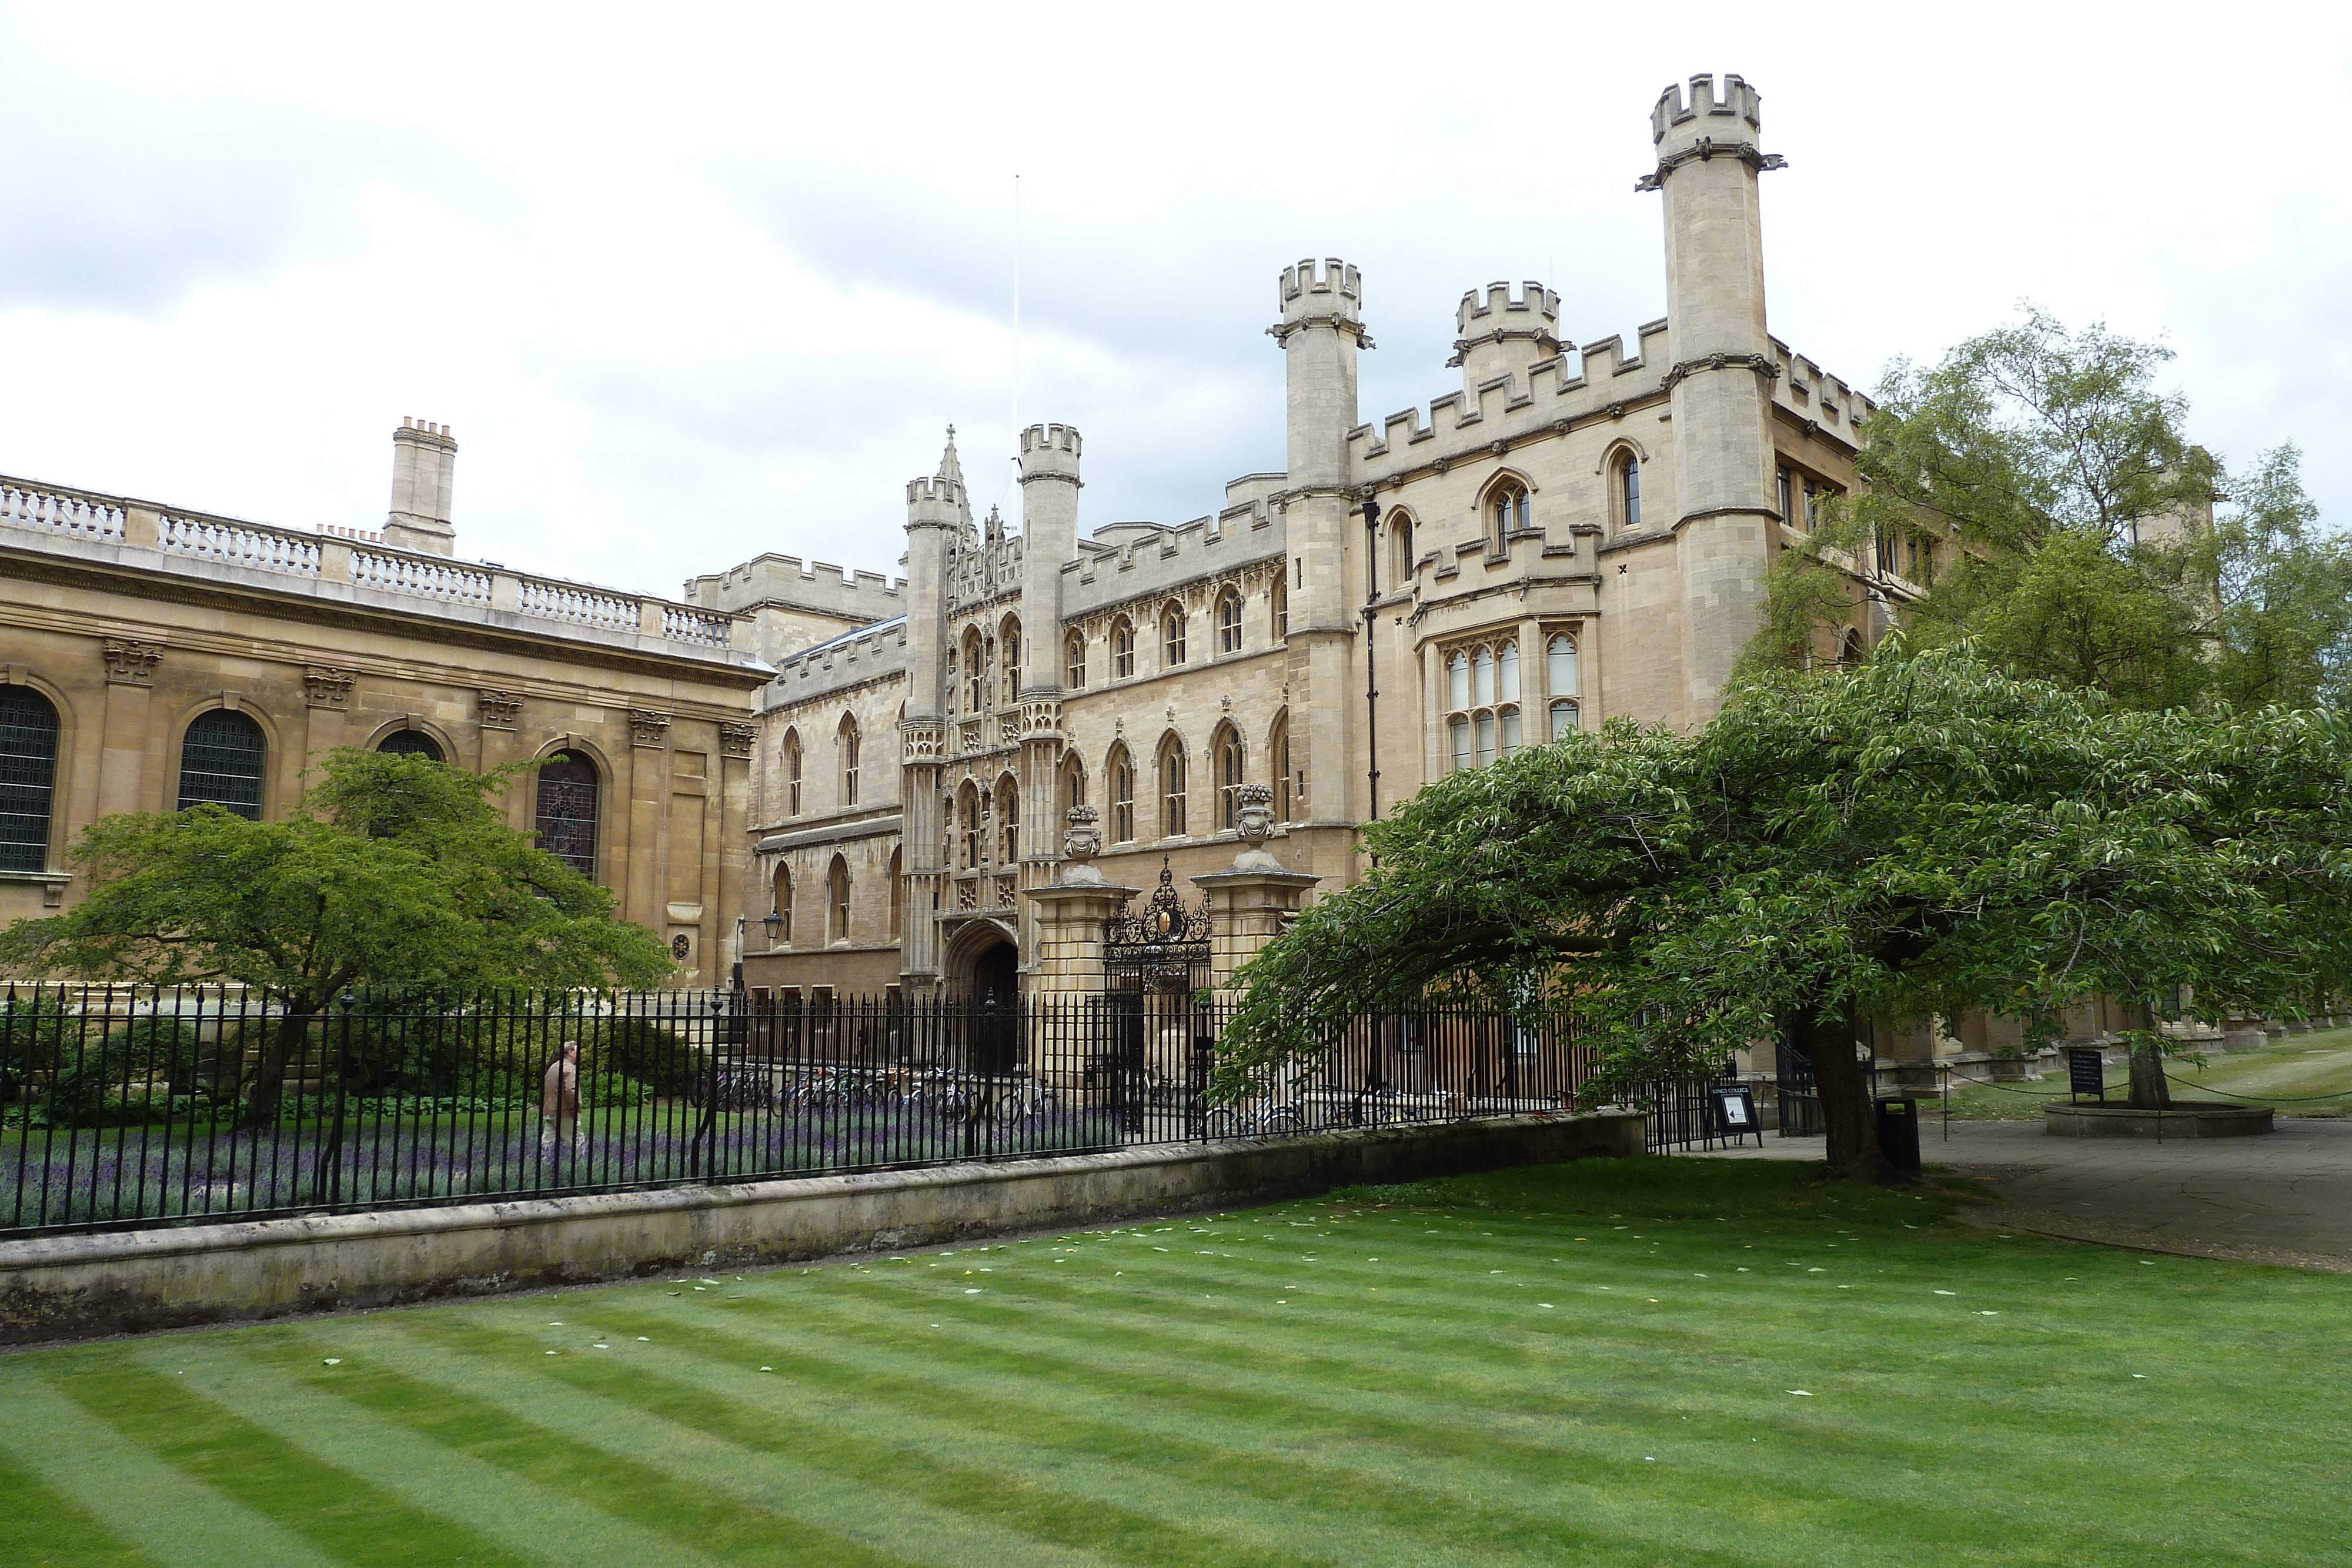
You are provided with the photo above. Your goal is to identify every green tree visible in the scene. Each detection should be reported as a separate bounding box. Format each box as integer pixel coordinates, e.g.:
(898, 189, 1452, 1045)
(1750, 309, 2222, 708)
(2209, 444, 2352, 710)
(0, 749, 672, 1126)
(1217, 648, 2352, 1180)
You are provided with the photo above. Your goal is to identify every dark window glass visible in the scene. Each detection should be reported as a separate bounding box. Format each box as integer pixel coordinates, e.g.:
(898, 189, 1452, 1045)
(0, 686, 60, 872)
(534, 750, 600, 878)
(178, 710, 266, 820)
(377, 730, 443, 763)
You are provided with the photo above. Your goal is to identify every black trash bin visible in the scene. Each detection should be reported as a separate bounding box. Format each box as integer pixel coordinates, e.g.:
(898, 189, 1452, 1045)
(1875, 1097, 1922, 1176)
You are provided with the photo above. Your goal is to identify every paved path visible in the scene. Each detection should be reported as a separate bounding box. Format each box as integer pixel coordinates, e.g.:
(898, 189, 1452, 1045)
(1686, 1117, 2352, 1272)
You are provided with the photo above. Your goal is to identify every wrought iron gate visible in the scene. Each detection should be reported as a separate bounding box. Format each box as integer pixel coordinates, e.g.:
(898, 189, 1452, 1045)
(1101, 862, 1214, 1136)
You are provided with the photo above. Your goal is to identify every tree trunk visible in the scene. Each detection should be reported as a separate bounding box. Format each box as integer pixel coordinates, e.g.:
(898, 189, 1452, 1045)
(1800, 1002, 1894, 1183)
(2126, 1002, 2171, 1109)
(239, 1002, 318, 1131)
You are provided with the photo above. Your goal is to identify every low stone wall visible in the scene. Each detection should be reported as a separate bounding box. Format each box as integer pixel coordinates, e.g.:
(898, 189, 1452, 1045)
(2043, 1102, 2274, 1139)
(0, 1111, 1640, 1345)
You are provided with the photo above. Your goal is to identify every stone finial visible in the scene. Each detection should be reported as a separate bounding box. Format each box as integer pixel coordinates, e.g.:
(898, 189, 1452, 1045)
(1230, 782, 1284, 872)
(1060, 804, 1107, 884)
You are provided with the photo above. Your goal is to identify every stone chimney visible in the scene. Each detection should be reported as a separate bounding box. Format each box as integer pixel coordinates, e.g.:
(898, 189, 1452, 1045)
(384, 417, 457, 556)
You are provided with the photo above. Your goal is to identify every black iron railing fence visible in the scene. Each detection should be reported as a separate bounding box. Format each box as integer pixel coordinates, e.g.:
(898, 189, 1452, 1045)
(1, 984, 1614, 1238)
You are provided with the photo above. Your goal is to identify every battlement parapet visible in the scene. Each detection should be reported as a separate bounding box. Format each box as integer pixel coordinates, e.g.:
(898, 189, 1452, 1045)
(1651, 72, 1761, 144)
(770, 614, 911, 703)
(683, 551, 905, 617)
(1641, 73, 1783, 190)
(1455, 280, 1560, 335)
(1018, 422, 1083, 483)
(1272, 257, 1371, 346)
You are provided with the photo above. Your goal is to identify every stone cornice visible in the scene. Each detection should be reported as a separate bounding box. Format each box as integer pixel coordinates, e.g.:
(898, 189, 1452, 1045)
(1634, 138, 1788, 192)
(0, 546, 769, 692)
(2, 592, 760, 717)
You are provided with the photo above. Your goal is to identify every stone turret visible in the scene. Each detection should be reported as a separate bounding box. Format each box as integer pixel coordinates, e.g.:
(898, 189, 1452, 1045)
(1641, 72, 1785, 717)
(383, 417, 457, 556)
(1269, 257, 1371, 824)
(1449, 280, 1562, 396)
(1015, 422, 1081, 699)
(897, 430, 964, 990)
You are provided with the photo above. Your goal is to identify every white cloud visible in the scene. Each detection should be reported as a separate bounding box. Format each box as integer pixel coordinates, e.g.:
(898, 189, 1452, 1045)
(0, 1, 2343, 599)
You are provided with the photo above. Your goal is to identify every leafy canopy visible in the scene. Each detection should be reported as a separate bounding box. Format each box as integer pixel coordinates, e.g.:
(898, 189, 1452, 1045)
(1746, 308, 2352, 715)
(0, 748, 671, 1003)
(1217, 647, 2352, 1108)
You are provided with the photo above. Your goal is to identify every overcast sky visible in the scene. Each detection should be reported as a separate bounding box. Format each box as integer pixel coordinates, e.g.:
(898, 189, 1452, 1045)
(2, 3, 2346, 603)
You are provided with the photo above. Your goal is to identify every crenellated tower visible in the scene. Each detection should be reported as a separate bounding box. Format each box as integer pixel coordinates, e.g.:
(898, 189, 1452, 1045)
(1014, 423, 1080, 912)
(1448, 281, 1562, 397)
(1269, 258, 1371, 824)
(1641, 72, 1786, 716)
(898, 430, 965, 988)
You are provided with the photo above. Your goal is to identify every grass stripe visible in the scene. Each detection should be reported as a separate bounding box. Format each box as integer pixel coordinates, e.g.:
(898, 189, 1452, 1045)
(536, 1298, 1753, 1568)
(393, 1312, 1349, 1568)
(0, 1372, 336, 1568)
(0, 1444, 153, 1568)
(142, 1339, 720, 1568)
(49, 1360, 534, 1567)
(237, 1338, 926, 1568)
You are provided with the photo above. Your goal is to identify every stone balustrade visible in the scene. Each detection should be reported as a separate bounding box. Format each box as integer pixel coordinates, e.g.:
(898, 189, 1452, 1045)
(0, 471, 754, 665)
(0, 480, 125, 544)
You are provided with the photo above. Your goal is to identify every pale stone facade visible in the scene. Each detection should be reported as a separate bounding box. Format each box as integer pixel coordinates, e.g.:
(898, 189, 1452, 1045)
(0, 420, 771, 984)
(743, 73, 1902, 1001)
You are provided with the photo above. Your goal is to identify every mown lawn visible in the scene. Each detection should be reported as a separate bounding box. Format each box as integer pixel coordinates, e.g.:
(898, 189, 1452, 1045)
(2, 1156, 2346, 1567)
(1938, 1026, 2352, 1120)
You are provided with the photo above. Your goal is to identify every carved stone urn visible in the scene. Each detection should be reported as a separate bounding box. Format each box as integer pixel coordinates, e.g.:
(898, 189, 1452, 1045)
(1230, 782, 1284, 872)
(1060, 804, 1107, 884)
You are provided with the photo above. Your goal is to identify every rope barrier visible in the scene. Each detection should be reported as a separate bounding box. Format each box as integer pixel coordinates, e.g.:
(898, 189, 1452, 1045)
(1935, 1067, 2352, 1105)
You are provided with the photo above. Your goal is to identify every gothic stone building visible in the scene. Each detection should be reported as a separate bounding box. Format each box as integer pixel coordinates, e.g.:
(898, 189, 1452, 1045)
(736, 73, 1910, 1003)
(2, 74, 1922, 1007)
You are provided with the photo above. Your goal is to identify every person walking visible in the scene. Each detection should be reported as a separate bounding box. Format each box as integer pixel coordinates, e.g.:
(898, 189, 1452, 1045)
(541, 1040, 584, 1156)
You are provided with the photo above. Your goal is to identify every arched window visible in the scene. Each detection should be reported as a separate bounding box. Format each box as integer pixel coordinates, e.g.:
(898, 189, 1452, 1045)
(1110, 617, 1135, 680)
(997, 774, 1020, 863)
(1443, 637, 1521, 771)
(1157, 733, 1187, 838)
(1216, 589, 1243, 654)
(1065, 632, 1086, 690)
(377, 728, 443, 763)
(770, 862, 793, 945)
(888, 847, 902, 939)
(1001, 620, 1021, 703)
(178, 709, 267, 821)
(944, 642, 959, 715)
(1271, 574, 1288, 641)
(1485, 477, 1530, 551)
(827, 854, 851, 943)
(1060, 753, 1087, 815)
(782, 729, 803, 817)
(958, 782, 981, 870)
(1548, 635, 1581, 741)
(1268, 708, 1292, 824)
(1839, 628, 1866, 668)
(1108, 744, 1135, 843)
(963, 628, 986, 713)
(1388, 511, 1416, 586)
(0, 686, 60, 872)
(837, 713, 860, 807)
(1619, 454, 1642, 530)
(1212, 723, 1244, 831)
(534, 750, 599, 878)
(1161, 603, 1187, 668)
